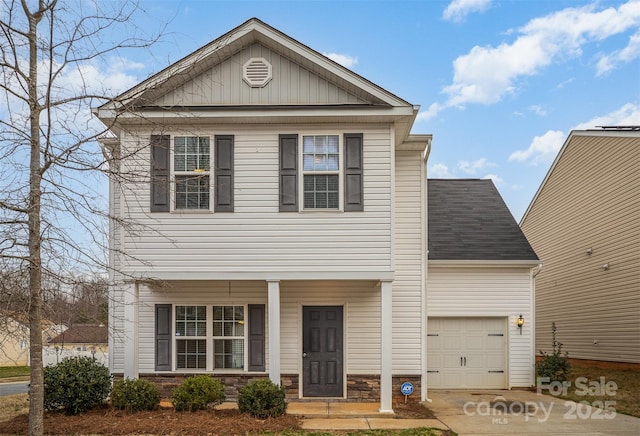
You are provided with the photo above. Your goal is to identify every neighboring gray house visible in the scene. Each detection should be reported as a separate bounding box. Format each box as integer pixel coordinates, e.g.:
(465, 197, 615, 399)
(96, 18, 540, 411)
(427, 179, 539, 389)
(521, 129, 640, 365)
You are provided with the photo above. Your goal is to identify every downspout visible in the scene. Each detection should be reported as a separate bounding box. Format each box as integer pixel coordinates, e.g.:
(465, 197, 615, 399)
(531, 263, 542, 387)
(422, 140, 432, 403)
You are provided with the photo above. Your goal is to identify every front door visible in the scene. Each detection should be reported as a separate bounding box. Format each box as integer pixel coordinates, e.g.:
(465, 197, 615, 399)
(302, 306, 343, 397)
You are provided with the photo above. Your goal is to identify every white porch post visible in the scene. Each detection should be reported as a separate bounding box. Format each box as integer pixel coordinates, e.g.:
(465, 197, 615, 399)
(380, 280, 393, 413)
(267, 280, 281, 385)
(123, 281, 139, 379)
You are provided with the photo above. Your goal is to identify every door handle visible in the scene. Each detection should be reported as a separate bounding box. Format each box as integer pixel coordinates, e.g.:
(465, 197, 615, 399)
(460, 357, 463, 366)
(303, 352, 307, 358)
(464, 357, 467, 366)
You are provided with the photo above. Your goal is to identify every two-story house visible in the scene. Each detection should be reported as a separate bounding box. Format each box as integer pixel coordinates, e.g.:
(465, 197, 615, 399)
(96, 18, 538, 412)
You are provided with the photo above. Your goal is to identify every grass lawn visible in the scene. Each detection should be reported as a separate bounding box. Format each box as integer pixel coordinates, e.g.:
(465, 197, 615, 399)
(549, 363, 640, 418)
(0, 366, 29, 379)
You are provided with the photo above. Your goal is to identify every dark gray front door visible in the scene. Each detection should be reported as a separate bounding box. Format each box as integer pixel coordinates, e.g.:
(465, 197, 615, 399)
(302, 306, 343, 397)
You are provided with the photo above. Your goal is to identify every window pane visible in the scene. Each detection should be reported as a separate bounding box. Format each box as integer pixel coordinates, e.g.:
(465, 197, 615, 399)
(176, 339, 206, 369)
(175, 175, 209, 210)
(213, 339, 244, 369)
(302, 135, 340, 171)
(176, 306, 206, 337)
(303, 175, 339, 209)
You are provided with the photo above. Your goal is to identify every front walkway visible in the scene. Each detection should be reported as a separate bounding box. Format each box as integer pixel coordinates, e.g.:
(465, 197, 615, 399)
(287, 401, 448, 431)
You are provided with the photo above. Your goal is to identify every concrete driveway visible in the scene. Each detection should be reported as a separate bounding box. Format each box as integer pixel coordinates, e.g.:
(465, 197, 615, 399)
(427, 389, 640, 436)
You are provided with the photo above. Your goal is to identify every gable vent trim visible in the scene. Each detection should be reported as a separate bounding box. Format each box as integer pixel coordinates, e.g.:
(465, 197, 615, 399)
(243, 58, 272, 88)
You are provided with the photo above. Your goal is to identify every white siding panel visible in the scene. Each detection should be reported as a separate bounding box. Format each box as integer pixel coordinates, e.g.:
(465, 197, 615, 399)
(117, 125, 392, 276)
(154, 43, 370, 107)
(427, 267, 534, 388)
(392, 151, 425, 374)
(280, 281, 381, 375)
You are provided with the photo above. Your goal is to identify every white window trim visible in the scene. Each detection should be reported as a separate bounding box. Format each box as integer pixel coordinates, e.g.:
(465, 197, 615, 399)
(299, 133, 344, 211)
(170, 135, 213, 212)
(173, 304, 249, 373)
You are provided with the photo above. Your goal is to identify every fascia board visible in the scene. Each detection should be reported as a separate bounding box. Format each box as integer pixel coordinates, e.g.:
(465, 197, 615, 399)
(428, 260, 542, 267)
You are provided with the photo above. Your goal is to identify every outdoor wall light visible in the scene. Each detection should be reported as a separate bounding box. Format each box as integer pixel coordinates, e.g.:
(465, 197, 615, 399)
(517, 314, 524, 334)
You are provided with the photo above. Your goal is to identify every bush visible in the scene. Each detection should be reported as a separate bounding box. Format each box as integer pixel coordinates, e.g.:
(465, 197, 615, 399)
(111, 378, 161, 412)
(171, 375, 225, 411)
(536, 321, 571, 382)
(44, 356, 112, 415)
(238, 379, 287, 418)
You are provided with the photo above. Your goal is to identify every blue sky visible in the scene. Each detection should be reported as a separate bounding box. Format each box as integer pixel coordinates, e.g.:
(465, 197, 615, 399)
(99, 0, 640, 219)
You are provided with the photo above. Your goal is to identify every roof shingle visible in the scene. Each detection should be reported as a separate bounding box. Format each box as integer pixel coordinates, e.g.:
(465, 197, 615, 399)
(428, 179, 538, 261)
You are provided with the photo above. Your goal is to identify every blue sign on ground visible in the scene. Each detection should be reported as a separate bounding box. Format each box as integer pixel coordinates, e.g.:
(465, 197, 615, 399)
(401, 381, 414, 396)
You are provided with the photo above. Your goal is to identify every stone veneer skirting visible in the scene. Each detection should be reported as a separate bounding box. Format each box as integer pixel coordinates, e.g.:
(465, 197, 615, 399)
(117, 373, 422, 403)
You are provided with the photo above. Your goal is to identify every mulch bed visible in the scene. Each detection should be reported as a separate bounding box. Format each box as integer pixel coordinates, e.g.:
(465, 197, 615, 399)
(0, 401, 436, 435)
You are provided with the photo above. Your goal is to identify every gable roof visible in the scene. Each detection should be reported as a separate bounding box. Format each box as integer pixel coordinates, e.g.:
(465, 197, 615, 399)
(520, 128, 640, 224)
(428, 179, 538, 262)
(49, 324, 107, 345)
(100, 18, 413, 111)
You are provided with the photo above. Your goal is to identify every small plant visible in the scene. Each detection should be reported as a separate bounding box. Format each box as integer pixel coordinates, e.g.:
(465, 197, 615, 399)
(171, 375, 225, 411)
(238, 378, 287, 418)
(111, 378, 161, 412)
(536, 321, 571, 382)
(43, 356, 112, 415)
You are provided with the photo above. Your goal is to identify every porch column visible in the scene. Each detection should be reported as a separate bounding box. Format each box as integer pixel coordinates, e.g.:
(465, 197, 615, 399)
(267, 280, 281, 385)
(123, 281, 139, 379)
(380, 280, 393, 413)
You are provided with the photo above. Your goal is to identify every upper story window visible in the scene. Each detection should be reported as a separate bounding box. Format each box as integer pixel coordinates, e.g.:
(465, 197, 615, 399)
(149, 134, 234, 213)
(302, 135, 340, 209)
(174, 136, 210, 210)
(279, 133, 363, 212)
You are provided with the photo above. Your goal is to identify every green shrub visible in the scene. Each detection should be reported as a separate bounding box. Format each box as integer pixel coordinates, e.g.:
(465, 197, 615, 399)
(238, 379, 287, 418)
(171, 375, 225, 411)
(43, 356, 112, 415)
(536, 321, 571, 382)
(111, 378, 161, 412)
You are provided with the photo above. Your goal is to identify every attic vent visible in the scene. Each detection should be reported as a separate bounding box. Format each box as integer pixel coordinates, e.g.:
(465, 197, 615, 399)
(243, 58, 272, 88)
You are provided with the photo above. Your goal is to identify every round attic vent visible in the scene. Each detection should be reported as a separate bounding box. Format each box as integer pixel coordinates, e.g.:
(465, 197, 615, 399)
(243, 58, 272, 88)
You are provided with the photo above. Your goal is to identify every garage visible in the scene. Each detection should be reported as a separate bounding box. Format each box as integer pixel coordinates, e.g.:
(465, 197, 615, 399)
(427, 317, 507, 389)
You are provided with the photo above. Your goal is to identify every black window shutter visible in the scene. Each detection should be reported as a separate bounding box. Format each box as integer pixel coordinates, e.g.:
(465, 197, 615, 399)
(344, 133, 364, 211)
(248, 304, 265, 372)
(279, 134, 298, 212)
(155, 304, 172, 371)
(215, 135, 234, 212)
(150, 135, 170, 212)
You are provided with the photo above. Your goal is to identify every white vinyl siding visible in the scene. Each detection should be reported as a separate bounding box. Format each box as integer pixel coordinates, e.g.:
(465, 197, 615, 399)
(280, 280, 381, 375)
(117, 125, 392, 277)
(427, 266, 534, 388)
(153, 43, 372, 107)
(521, 133, 640, 364)
(392, 151, 425, 374)
(110, 280, 382, 376)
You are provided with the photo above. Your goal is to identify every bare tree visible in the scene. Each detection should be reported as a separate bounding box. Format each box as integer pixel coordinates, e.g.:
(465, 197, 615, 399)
(0, 1, 162, 434)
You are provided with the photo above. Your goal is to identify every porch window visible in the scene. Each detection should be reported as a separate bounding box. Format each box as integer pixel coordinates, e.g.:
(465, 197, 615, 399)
(174, 136, 210, 210)
(213, 306, 244, 369)
(175, 306, 207, 369)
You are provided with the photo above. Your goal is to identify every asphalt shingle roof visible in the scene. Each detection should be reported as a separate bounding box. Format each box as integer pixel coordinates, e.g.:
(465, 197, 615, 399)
(428, 179, 538, 261)
(49, 324, 107, 344)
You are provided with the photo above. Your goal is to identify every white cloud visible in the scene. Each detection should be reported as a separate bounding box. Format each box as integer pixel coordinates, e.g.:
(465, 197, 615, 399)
(419, 1, 640, 121)
(323, 52, 358, 68)
(458, 158, 496, 175)
(529, 105, 547, 116)
(429, 163, 455, 178)
(596, 30, 640, 76)
(509, 130, 566, 165)
(509, 102, 640, 165)
(443, 0, 492, 22)
(416, 102, 446, 122)
(573, 102, 640, 129)
(483, 173, 503, 184)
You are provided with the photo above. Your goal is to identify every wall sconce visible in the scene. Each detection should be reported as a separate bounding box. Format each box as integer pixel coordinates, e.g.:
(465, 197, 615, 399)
(517, 314, 524, 335)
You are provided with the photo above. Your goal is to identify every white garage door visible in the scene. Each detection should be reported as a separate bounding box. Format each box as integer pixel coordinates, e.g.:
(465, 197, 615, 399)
(427, 317, 506, 389)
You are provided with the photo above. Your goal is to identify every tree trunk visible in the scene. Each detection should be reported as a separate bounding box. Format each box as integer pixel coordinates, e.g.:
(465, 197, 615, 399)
(26, 7, 44, 436)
